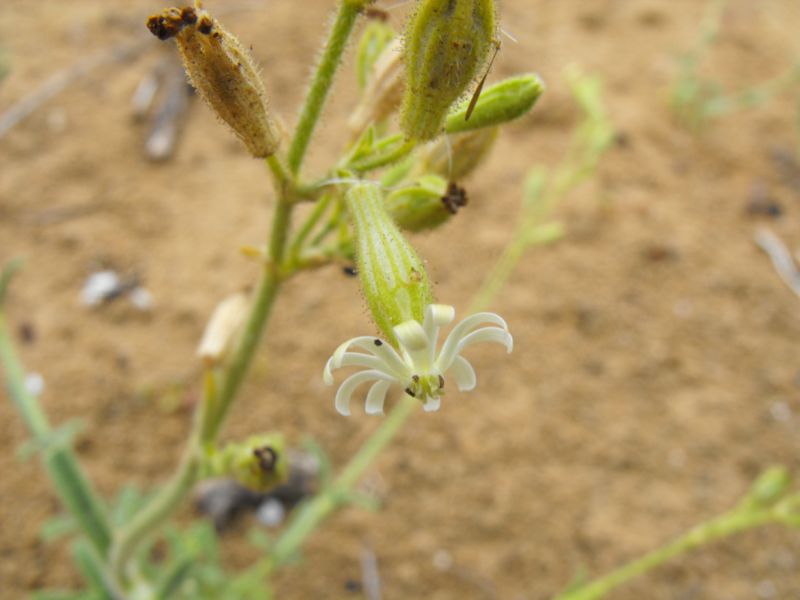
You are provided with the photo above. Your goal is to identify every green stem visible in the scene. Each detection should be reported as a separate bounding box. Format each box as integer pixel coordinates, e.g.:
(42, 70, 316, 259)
(287, 1, 364, 175)
(261, 396, 418, 572)
(289, 193, 334, 265)
(112, 179, 295, 584)
(556, 509, 777, 600)
(0, 302, 113, 557)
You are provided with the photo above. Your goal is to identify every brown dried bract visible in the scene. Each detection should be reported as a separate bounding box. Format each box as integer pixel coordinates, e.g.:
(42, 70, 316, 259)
(441, 182, 468, 214)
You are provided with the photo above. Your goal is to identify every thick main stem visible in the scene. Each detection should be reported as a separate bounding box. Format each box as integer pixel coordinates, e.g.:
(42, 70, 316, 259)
(110, 0, 364, 577)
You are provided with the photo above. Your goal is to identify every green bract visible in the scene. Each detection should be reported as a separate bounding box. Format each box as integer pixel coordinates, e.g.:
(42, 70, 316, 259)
(401, 0, 496, 141)
(446, 73, 545, 133)
(345, 183, 434, 341)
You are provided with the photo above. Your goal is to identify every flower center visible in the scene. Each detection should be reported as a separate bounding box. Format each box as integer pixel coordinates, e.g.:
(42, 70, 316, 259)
(404, 373, 445, 401)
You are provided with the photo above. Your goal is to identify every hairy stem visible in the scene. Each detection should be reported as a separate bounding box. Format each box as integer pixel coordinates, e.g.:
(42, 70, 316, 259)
(287, 1, 364, 175)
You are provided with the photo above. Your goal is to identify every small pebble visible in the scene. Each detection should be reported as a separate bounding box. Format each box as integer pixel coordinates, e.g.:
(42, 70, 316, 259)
(81, 271, 122, 306)
(256, 498, 285, 528)
(770, 401, 791, 423)
(129, 287, 154, 311)
(24, 372, 45, 397)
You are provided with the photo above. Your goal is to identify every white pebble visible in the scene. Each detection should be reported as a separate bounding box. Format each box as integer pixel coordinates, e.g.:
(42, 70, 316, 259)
(256, 498, 285, 528)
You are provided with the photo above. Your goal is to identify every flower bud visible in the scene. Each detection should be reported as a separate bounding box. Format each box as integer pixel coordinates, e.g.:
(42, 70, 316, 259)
(419, 127, 498, 180)
(349, 38, 405, 137)
(197, 292, 250, 367)
(355, 21, 396, 90)
(207, 434, 288, 492)
(741, 466, 792, 510)
(146, 6, 281, 158)
(445, 73, 545, 134)
(345, 183, 434, 341)
(401, 0, 496, 141)
(386, 175, 468, 231)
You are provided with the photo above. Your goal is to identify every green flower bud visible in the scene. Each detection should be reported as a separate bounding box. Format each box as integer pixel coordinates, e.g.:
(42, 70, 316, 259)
(345, 183, 434, 342)
(387, 175, 468, 231)
(147, 6, 282, 158)
(419, 127, 498, 180)
(355, 21, 396, 90)
(401, 0, 496, 141)
(207, 434, 288, 492)
(741, 466, 792, 510)
(446, 73, 545, 134)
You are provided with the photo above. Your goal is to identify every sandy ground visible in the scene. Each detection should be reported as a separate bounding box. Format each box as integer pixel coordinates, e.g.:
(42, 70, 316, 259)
(2, 0, 800, 598)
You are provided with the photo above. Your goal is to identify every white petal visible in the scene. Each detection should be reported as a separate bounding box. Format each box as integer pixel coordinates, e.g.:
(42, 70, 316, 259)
(436, 312, 509, 372)
(422, 395, 441, 412)
(423, 304, 455, 366)
(449, 356, 477, 391)
(394, 320, 429, 352)
(423, 304, 456, 333)
(330, 336, 408, 378)
(323, 352, 391, 385)
(335, 370, 394, 416)
(458, 327, 514, 354)
(365, 380, 392, 415)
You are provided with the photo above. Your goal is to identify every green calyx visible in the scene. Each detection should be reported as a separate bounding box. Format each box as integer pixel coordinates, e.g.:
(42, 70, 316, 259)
(345, 182, 434, 341)
(386, 174, 461, 232)
(401, 0, 497, 141)
(205, 434, 289, 492)
(446, 73, 546, 134)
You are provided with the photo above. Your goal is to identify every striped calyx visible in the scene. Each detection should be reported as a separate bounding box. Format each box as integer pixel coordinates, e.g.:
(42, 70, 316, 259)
(401, 0, 496, 141)
(345, 182, 434, 342)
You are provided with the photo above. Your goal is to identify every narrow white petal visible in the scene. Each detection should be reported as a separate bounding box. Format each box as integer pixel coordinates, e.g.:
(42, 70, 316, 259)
(324, 352, 393, 385)
(395, 319, 433, 371)
(394, 320, 429, 352)
(335, 370, 394, 416)
(422, 395, 441, 412)
(365, 380, 392, 415)
(423, 304, 455, 366)
(458, 327, 514, 354)
(436, 312, 509, 372)
(449, 356, 477, 391)
(330, 336, 408, 378)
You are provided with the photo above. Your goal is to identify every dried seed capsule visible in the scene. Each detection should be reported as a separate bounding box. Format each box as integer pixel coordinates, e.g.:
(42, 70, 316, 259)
(419, 127, 498, 180)
(401, 0, 496, 141)
(146, 6, 281, 158)
(446, 73, 545, 134)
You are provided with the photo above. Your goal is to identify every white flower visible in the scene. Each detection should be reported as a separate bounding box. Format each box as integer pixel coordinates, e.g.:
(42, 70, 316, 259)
(323, 304, 513, 416)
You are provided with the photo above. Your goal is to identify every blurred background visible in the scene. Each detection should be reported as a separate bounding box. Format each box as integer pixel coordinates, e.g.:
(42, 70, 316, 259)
(2, 0, 800, 598)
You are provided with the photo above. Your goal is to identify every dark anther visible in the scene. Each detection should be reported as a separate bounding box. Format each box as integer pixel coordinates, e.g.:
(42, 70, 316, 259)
(438, 375, 445, 389)
(412, 374, 420, 382)
(405, 388, 416, 397)
(441, 182, 468, 215)
(374, 339, 383, 346)
(197, 16, 214, 34)
(253, 446, 278, 473)
(343, 265, 358, 277)
(180, 6, 198, 25)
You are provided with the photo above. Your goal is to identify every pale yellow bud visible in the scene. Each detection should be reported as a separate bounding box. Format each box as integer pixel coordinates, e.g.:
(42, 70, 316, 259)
(197, 292, 250, 366)
(348, 38, 405, 137)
